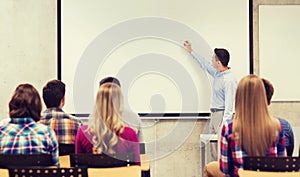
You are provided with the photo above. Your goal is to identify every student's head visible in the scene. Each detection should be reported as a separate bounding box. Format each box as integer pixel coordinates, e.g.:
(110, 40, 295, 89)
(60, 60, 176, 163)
(233, 74, 279, 156)
(212, 48, 230, 69)
(9, 84, 42, 122)
(262, 78, 274, 105)
(42, 80, 65, 108)
(99, 77, 121, 87)
(88, 81, 124, 154)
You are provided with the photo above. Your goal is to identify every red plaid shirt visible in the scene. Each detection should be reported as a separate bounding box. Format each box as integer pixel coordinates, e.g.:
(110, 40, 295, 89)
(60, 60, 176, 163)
(219, 121, 286, 177)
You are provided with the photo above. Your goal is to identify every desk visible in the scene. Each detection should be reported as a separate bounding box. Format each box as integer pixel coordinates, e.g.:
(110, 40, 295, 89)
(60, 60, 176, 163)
(59, 154, 150, 176)
(88, 166, 141, 177)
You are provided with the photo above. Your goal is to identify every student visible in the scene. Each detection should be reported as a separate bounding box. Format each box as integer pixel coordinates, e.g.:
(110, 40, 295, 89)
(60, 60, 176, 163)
(99, 76, 144, 142)
(204, 75, 286, 177)
(262, 78, 294, 156)
(0, 84, 59, 166)
(75, 81, 140, 165)
(40, 79, 82, 144)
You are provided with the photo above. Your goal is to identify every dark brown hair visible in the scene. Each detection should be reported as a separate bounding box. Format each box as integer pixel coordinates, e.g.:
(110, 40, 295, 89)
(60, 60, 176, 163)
(214, 48, 230, 67)
(43, 80, 65, 108)
(9, 83, 42, 121)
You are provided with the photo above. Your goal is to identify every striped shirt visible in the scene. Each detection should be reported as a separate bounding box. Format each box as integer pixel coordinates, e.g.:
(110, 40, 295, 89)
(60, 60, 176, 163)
(0, 117, 59, 166)
(40, 108, 82, 144)
(220, 121, 286, 177)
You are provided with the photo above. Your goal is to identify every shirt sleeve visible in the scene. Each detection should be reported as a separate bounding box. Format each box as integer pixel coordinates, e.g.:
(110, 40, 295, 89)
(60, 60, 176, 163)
(285, 122, 294, 156)
(223, 80, 237, 123)
(122, 127, 141, 166)
(277, 126, 287, 157)
(190, 51, 218, 77)
(75, 127, 84, 153)
(219, 123, 231, 177)
(47, 128, 59, 166)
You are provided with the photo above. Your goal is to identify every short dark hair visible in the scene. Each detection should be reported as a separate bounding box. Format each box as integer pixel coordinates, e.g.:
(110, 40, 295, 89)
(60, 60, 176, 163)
(214, 48, 230, 67)
(9, 84, 42, 122)
(43, 80, 65, 108)
(262, 78, 274, 105)
(99, 77, 121, 87)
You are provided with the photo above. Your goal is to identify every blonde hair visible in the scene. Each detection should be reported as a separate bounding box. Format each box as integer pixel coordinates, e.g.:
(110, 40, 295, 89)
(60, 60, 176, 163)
(232, 75, 280, 156)
(88, 83, 124, 154)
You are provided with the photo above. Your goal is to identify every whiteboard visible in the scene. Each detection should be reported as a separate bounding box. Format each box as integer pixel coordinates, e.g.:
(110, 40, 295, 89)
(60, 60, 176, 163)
(60, 0, 249, 114)
(259, 5, 300, 101)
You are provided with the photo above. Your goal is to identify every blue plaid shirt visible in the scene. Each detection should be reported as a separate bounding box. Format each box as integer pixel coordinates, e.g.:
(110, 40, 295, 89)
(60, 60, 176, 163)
(0, 117, 59, 166)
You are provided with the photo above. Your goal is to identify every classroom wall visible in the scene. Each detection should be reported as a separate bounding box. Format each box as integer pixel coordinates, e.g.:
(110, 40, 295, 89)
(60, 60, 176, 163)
(0, 0, 57, 119)
(1, 1, 300, 177)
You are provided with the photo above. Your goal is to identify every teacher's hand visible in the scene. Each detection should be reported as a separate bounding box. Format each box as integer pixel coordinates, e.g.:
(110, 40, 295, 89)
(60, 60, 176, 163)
(183, 40, 193, 53)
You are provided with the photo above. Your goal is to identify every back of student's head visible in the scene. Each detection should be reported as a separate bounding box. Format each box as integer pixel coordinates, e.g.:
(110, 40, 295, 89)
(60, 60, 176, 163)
(43, 80, 65, 108)
(233, 74, 280, 156)
(88, 82, 124, 154)
(99, 76, 121, 87)
(214, 48, 230, 66)
(262, 78, 274, 105)
(9, 83, 42, 122)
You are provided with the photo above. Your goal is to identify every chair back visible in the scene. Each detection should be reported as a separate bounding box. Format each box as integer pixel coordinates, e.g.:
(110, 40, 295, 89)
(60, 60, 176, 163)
(140, 143, 146, 154)
(70, 153, 134, 168)
(243, 156, 300, 172)
(8, 167, 88, 177)
(59, 144, 75, 156)
(0, 154, 53, 168)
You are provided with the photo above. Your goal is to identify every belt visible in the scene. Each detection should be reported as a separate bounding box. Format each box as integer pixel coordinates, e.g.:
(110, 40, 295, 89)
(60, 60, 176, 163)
(210, 108, 224, 113)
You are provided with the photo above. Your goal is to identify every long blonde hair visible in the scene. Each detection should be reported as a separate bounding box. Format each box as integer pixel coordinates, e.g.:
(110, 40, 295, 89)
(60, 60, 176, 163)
(88, 83, 124, 154)
(232, 75, 280, 156)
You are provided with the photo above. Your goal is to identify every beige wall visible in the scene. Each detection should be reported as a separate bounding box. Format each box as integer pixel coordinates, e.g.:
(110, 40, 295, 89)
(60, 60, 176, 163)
(1, 1, 300, 177)
(0, 0, 57, 119)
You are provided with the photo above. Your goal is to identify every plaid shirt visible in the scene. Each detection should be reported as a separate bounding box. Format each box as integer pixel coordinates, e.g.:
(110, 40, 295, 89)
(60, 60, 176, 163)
(220, 121, 286, 177)
(40, 108, 82, 144)
(0, 117, 59, 166)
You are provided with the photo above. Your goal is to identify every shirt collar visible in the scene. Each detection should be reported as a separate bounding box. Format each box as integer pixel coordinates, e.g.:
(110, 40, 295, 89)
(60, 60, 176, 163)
(10, 117, 35, 124)
(44, 107, 64, 113)
(217, 68, 231, 76)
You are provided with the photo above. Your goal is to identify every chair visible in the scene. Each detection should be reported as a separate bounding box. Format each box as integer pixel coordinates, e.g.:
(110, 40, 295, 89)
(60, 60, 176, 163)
(243, 156, 300, 172)
(8, 167, 88, 177)
(140, 143, 146, 154)
(238, 169, 300, 177)
(0, 154, 53, 168)
(70, 153, 135, 168)
(59, 143, 75, 156)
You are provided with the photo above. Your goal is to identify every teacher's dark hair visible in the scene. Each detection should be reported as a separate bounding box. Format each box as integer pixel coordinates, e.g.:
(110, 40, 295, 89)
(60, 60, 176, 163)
(9, 83, 42, 122)
(214, 48, 230, 67)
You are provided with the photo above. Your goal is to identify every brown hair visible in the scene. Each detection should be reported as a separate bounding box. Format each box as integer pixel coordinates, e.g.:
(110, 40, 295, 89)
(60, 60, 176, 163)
(9, 83, 42, 122)
(214, 48, 230, 66)
(43, 80, 65, 108)
(233, 75, 280, 156)
(262, 78, 274, 105)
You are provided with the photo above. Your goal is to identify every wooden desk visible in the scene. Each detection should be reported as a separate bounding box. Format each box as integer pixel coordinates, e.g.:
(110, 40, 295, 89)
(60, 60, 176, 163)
(88, 166, 141, 177)
(0, 169, 9, 177)
(59, 154, 150, 177)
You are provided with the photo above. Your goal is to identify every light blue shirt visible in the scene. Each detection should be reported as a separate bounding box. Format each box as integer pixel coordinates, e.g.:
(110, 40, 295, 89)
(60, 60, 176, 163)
(190, 51, 237, 122)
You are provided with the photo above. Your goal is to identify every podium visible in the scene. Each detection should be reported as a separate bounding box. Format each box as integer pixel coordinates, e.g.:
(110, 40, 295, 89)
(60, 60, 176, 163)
(200, 134, 218, 177)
